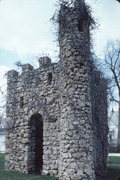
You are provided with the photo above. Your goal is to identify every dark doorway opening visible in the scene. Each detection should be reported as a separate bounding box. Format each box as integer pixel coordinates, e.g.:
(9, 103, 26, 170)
(78, 19, 83, 32)
(48, 72, 52, 85)
(28, 113, 43, 174)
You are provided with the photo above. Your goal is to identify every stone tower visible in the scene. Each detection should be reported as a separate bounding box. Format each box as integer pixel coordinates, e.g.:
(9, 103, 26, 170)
(58, 0, 95, 179)
(5, 1, 108, 180)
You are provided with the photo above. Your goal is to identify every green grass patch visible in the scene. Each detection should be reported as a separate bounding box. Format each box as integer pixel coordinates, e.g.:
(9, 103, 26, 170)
(104, 156, 120, 180)
(0, 153, 57, 180)
(104, 166, 120, 180)
(1, 153, 120, 180)
(0, 171, 57, 180)
(108, 156, 120, 164)
(0, 153, 5, 169)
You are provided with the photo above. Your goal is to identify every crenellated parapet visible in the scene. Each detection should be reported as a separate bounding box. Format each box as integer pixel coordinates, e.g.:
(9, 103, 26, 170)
(6, 56, 54, 87)
(22, 63, 34, 72)
(38, 56, 51, 67)
(7, 70, 19, 83)
(7, 69, 19, 77)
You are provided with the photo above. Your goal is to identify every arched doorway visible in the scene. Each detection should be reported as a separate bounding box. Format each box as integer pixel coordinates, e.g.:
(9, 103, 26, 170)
(28, 113, 43, 174)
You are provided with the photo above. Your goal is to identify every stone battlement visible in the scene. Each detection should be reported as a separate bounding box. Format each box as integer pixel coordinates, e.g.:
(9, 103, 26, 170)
(7, 56, 55, 78)
(6, 57, 59, 94)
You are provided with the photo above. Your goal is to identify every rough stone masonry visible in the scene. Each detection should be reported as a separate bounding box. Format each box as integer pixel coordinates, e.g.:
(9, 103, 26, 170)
(5, 0, 108, 180)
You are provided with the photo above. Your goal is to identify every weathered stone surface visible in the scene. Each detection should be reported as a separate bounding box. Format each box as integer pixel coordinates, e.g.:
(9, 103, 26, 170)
(5, 1, 108, 180)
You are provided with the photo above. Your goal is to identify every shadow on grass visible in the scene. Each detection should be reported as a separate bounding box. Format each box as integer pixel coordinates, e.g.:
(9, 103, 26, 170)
(96, 166, 120, 180)
(104, 167, 120, 180)
(0, 169, 57, 180)
(103, 156, 120, 180)
(0, 153, 57, 180)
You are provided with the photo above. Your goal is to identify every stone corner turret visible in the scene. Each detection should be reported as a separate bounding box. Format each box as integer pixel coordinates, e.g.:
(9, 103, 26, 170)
(7, 70, 19, 84)
(7, 69, 19, 78)
(38, 56, 52, 68)
(22, 64, 34, 72)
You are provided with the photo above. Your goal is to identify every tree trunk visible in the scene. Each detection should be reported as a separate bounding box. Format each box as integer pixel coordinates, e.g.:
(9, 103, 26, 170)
(117, 95, 120, 149)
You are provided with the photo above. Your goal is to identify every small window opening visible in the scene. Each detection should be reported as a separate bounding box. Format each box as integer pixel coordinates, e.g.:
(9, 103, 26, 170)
(78, 19, 83, 32)
(20, 97, 24, 108)
(48, 73, 52, 85)
(80, 62, 84, 67)
(70, 67, 74, 72)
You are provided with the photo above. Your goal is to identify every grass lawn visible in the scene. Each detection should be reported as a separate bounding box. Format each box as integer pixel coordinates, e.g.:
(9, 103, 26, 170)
(1, 153, 120, 180)
(0, 153, 57, 180)
(104, 156, 120, 180)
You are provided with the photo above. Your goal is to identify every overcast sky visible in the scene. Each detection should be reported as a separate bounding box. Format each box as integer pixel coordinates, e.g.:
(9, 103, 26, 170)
(0, 0, 120, 67)
(0, 0, 120, 113)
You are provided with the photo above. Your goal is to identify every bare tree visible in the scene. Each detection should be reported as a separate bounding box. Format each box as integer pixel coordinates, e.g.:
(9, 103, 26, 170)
(116, 0, 120, 3)
(104, 40, 120, 148)
(0, 115, 2, 128)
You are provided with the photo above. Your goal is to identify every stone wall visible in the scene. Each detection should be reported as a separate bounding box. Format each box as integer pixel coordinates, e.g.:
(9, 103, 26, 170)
(5, 58, 61, 175)
(92, 69, 108, 177)
(5, 0, 108, 180)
